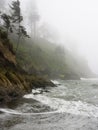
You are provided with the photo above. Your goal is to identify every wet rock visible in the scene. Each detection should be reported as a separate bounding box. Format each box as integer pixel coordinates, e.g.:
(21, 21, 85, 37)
(30, 76, 56, 89)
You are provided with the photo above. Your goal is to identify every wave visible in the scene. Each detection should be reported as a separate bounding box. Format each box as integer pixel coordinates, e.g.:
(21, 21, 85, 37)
(0, 107, 59, 116)
(24, 93, 98, 117)
(51, 80, 60, 85)
(1, 93, 98, 117)
(0, 108, 22, 115)
(81, 78, 98, 81)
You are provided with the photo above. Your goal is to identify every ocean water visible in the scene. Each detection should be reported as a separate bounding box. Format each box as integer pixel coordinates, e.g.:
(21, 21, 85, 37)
(0, 79, 98, 130)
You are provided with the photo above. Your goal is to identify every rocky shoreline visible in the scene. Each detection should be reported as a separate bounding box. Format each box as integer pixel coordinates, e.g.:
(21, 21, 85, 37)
(0, 31, 55, 105)
(0, 71, 55, 105)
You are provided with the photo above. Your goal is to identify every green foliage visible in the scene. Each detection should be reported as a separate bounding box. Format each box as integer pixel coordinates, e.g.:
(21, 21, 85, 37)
(1, 13, 12, 37)
(11, 37, 92, 79)
(0, 30, 7, 39)
(8, 0, 29, 53)
(0, 0, 29, 53)
(10, 38, 73, 78)
(10, 0, 23, 23)
(17, 26, 30, 38)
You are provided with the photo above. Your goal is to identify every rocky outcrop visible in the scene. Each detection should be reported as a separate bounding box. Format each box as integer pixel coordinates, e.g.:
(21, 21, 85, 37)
(30, 76, 56, 89)
(0, 71, 31, 104)
(0, 71, 55, 105)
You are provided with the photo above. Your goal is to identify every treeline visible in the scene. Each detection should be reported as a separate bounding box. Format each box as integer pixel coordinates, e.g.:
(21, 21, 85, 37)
(0, 0, 29, 53)
(0, 0, 93, 79)
(0, 0, 60, 49)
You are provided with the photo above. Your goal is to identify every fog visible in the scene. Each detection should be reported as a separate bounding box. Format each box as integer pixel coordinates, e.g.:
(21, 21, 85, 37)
(35, 0, 98, 74)
(1, 0, 98, 74)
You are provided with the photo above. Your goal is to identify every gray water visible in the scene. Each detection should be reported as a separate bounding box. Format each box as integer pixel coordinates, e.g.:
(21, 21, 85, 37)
(1, 79, 98, 130)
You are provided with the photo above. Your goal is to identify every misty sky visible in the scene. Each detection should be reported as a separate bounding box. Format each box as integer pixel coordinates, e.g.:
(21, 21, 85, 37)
(34, 0, 98, 73)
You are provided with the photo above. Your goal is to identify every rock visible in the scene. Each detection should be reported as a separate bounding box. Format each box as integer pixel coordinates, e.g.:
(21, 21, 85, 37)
(0, 71, 31, 105)
(30, 76, 56, 89)
(0, 71, 56, 105)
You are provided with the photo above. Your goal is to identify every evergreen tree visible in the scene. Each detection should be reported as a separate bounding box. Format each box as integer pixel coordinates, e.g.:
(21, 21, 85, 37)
(24, 0, 40, 38)
(1, 13, 12, 38)
(10, 0, 29, 53)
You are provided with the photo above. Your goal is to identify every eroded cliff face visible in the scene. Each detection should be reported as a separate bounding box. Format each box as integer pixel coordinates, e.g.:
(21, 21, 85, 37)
(0, 35, 31, 104)
(0, 35, 55, 105)
(0, 41, 16, 66)
(0, 72, 31, 104)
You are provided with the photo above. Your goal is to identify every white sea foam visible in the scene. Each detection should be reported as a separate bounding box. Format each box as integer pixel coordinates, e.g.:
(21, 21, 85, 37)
(1, 79, 98, 117)
(0, 108, 22, 115)
(32, 88, 42, 94)
(0, 108, 59, 115)
(24, 93, 98, 117)
(51, 80, 60, 85)
(81, 78, 98, 81)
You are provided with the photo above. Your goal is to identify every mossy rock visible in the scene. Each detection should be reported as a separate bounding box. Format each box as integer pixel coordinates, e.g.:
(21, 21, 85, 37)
(5, 72, 31, 92)
(14, 73, 31, 92)
(5, 72, 21, 85)
(0, 73, 12, 87)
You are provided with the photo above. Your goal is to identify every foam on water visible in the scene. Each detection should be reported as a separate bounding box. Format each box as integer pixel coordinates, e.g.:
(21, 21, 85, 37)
(1, 79, 98, 118)
(81, 78, 98, 81)
(24, 93, 98, 117)
(0, 108, 59, 115)
(1, 80, 98, 130)
(0, 108, 22, 115)
(32, 88, 42, 94)
(51, 80, 60, 85)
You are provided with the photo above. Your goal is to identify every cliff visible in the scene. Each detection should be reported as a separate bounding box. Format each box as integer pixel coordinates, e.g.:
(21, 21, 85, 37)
(0, 31, 55, 105)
